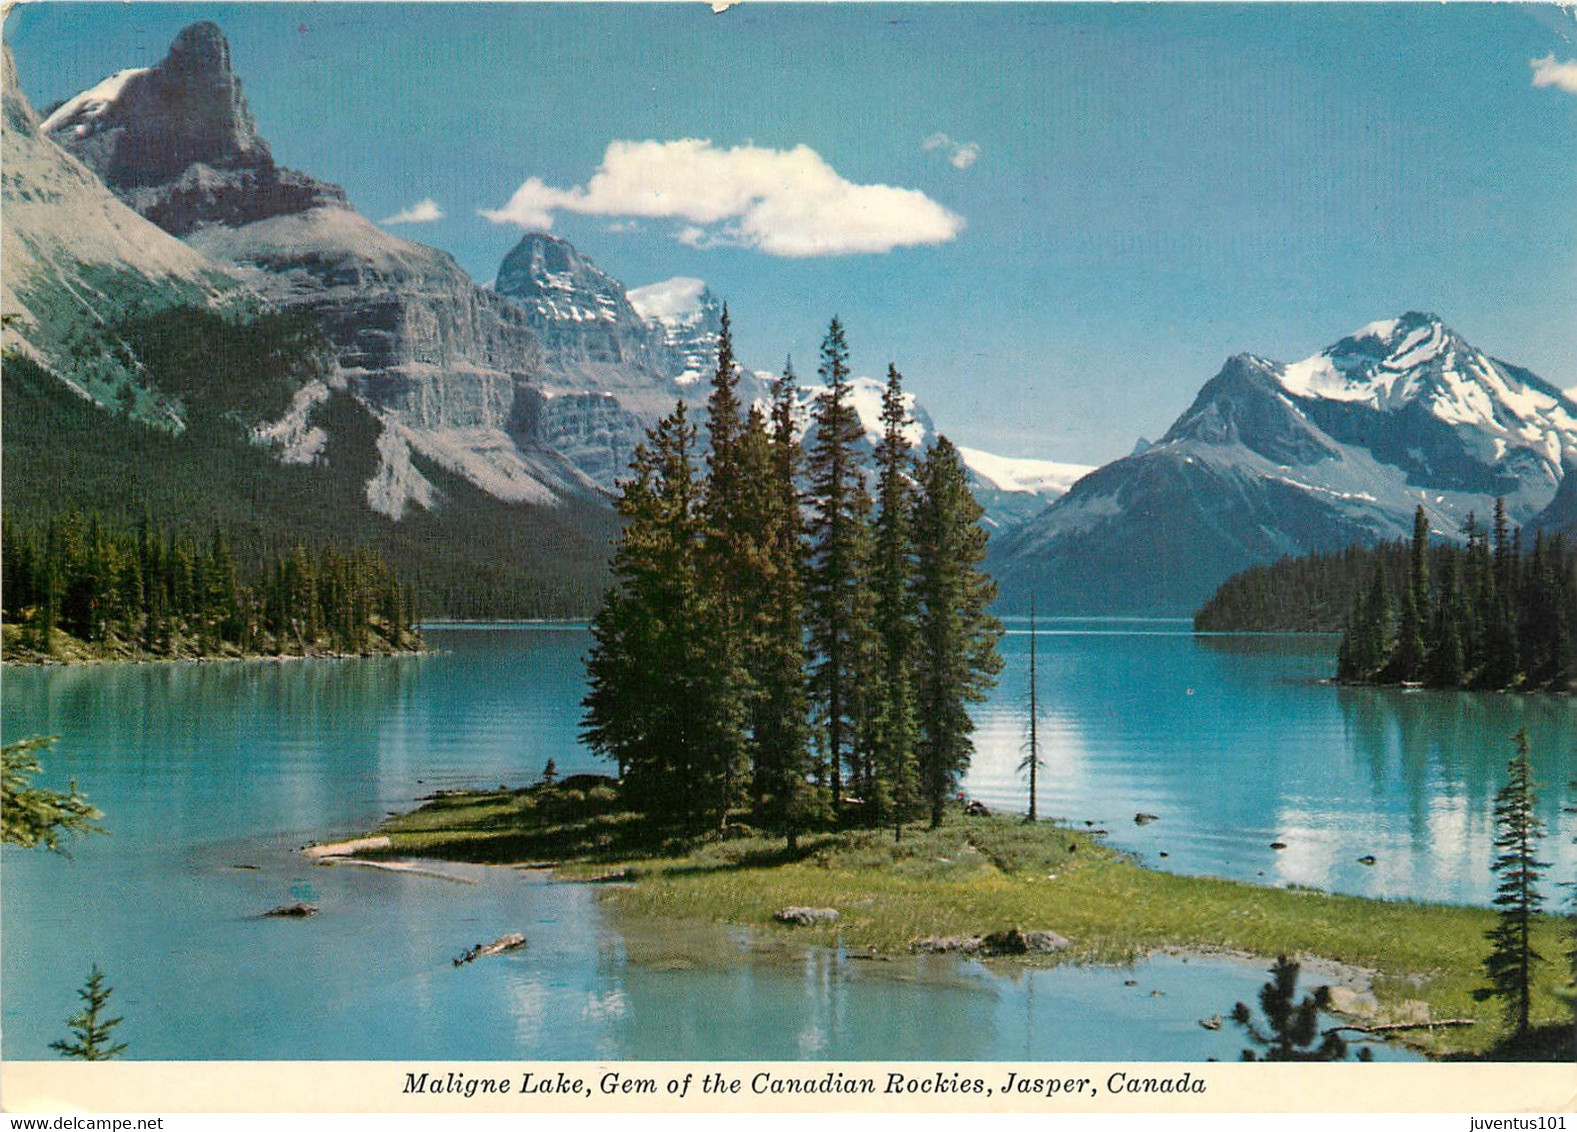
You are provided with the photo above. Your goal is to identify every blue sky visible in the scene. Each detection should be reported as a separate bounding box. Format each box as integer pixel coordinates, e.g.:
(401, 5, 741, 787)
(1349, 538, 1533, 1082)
(9, 3, 1576, 465)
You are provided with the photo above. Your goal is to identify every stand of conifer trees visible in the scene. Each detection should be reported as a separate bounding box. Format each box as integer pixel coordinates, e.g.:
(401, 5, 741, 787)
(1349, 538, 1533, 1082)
(1337, 503, 1575, 691)
(582, 314, 1002, 838)
(1, 513, 420, 659)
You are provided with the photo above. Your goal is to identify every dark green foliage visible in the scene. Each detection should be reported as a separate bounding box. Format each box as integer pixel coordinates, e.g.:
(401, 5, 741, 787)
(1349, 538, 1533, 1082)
(805, 318, 876, 820)
(1196, 542, 1404, 634)
(867, 364, 920, 836)
(584, 317, 1001, 843)
(49, 965, 127, 1061)
(4, 351, 615, 619)
(1200, 502, 1577, 692)
(116, 306, 329, 424)
(1230, 956, 1361, 1061)
(1, 737, 106, 853)
(748, 361, 817, 846)
(582, 404, 742, 833)
(912, 437, 1004, 827)
(2, 512, 419, 660)
(1475, 731, 1546, 1039)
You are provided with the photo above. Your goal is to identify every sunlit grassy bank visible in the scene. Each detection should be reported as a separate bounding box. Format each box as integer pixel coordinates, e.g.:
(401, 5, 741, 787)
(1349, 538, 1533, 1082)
(355, 778, 1572, 1060)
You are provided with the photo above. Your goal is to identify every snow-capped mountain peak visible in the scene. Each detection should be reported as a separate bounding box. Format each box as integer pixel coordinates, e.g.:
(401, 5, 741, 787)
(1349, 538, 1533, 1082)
(1275, 312, 1577, 474)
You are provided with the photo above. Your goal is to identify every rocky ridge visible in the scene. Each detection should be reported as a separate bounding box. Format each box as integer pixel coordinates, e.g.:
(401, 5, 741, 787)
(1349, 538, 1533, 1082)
(991, 313, 1577, 614)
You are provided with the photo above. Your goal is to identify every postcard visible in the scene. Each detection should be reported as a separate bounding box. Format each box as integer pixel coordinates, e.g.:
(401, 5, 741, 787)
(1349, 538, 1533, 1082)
(2, 1, 1573, 1119)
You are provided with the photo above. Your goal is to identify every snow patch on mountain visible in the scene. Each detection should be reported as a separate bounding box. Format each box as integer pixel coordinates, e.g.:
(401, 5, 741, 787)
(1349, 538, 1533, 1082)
(957, 447, 1094, 497)
(627, 276, 708, 325)
(40, 68, 149, 136)
(847, 375, 926, 447)
(254, 380, 331, 465)
(365, 420, 439, 520)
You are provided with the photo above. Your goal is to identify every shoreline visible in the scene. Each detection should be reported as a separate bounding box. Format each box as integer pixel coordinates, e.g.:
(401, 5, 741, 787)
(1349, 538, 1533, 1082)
(314, 786, 1572, 1061)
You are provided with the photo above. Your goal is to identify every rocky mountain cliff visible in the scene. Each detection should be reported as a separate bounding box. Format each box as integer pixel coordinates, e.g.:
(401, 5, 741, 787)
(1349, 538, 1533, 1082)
(39, 21, 609, 520)
(991, 313, 1577, 614)
(17, 19, 1081, 546)
(1, 41, 248, 425)
(42, 22, 347, 235)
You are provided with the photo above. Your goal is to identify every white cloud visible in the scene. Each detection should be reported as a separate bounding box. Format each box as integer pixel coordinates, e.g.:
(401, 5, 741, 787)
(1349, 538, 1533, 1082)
(922, 132, 981, 171)
(481, 139, 963, 257)
(380, 198, 444, 225)
(949, 142, 981, 170)
(1531, 55, 1577, 94)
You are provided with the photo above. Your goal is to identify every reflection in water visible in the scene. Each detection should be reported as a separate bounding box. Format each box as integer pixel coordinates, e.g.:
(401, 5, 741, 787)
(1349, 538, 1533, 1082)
(970, 624, 1576, 904)
(0, 625, 1553, 1060)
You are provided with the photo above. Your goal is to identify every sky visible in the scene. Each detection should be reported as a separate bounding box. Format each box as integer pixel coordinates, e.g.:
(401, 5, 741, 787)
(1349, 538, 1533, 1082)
(7, 2, 1576, 466)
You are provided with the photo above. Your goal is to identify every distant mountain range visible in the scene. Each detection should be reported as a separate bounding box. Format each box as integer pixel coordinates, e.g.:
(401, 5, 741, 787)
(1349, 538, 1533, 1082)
(4, 22, 1072, 550)
(990, 312, 1577, 614)
(9, 22, 1570, 620)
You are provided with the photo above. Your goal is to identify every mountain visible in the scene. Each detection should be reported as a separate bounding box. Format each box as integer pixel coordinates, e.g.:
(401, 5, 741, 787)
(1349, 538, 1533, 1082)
(627, 276, 726, 387)
(5, 29, 618, 616)
(991, 313, 1577, 614)
(42, 21, 605, 520)
(39, 22, 346, 235)
(765, 374, 1080, 529)
(956, 446, 1095, 529)
(1, 41, 247, 424)
(489, 236, 745, 487)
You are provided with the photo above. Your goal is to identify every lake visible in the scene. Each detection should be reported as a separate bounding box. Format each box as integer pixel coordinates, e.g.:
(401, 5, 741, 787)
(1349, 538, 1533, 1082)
(4, 622, 1570, 1061)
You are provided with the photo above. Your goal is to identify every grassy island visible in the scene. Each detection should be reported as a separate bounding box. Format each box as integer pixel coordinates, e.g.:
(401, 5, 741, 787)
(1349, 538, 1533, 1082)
(341, 776, 1572, 1061)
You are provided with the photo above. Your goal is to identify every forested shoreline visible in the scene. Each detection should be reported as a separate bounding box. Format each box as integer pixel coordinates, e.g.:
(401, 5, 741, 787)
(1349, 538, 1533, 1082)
(1196, 504, 1576, 692)
(582, 313, 1003, 841)
(1, 513, 422, 663)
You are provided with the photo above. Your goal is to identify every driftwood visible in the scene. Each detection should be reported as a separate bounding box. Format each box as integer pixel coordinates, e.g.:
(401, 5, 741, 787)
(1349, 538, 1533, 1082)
(453, 932, 528, 967)
(1326, 1019, 1476, 1035)
(263, 902, 319, 918)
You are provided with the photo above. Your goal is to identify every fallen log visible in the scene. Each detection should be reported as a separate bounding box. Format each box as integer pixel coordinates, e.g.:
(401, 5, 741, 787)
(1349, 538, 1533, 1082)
(453, 932, 528, 967)
(1326, 1019, 1475, 1035)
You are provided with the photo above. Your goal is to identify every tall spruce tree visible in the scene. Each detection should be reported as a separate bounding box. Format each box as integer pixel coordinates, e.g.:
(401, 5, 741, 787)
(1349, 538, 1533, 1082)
(868, 363, 920, 836)
(912, 437, 1003, 827)
(1475, 729, 1547, 1040)
(805, 318, 875, 823)
(1391, 506, 1430, 682)
(749, 362, 816, 845)
(583, 404, 739, 831)
(699, 306, 755, 822)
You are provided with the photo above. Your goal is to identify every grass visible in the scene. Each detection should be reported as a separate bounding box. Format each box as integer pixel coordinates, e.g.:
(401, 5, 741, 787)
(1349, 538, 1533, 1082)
(363, 781, 1574, 1060)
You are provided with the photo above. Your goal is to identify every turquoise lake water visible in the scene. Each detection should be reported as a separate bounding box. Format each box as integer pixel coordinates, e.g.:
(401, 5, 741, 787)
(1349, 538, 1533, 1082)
(4, 622, 1569, 1061)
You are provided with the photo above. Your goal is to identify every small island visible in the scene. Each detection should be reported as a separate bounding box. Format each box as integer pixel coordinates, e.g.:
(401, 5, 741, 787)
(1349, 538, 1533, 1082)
(1196, 504, 1575, 695)
(327, 774, 1570, 1062)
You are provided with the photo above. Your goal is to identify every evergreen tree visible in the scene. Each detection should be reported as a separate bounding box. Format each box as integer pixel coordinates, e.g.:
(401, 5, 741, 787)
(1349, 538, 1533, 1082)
(1475, 730, 1547, 1039)
(1428, 554, 1466, 686)
(583, 405, 740, 831)
(746, 362, 816, 846)
(1230, 956, 1359, 1062)
(804, 318, 875, 823)
(49, 965, 127, 1060)
(1, 736, 106, 853)
(1020, 596, 1045, 823)
(1390, 506, 1430, 681)
(868, 363, 919, 836)
(912, 437, 1003, 827)
(698, 305, 755, 821)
